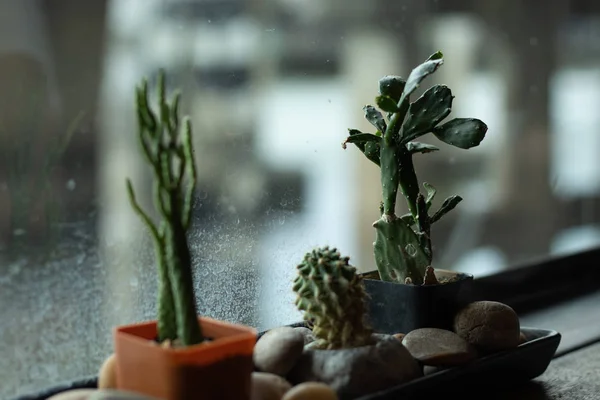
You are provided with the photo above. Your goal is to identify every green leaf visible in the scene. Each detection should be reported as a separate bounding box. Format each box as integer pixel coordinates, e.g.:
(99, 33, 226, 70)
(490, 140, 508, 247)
(423, 182, 436, 211)
(342, 129, 381, 166)
(430, 195, 462, 224)
(364, 141, 381, 166)
(376, 95, 399, 113)
(373, 216, 429, 284)
(406, 141, 440, 155)
(343, 132, 382, 146)
(400, 212, 416, 227)
(363, 105, 387, 132)
(432, 118, 488, 149)
(401, 85, 453, 143)
(415, 194, 432, 263)
(427, 51, 444, 61)
(378, 75, 406, 103)
(400, 53, 445, 102)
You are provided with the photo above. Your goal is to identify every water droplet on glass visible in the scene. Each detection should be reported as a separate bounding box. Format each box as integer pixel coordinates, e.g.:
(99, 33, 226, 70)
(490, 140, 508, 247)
(278, 215, 286, 225)
(66, 179, 76, 191)
(198, 191, 208, 200)
(405, 244, 417, 257)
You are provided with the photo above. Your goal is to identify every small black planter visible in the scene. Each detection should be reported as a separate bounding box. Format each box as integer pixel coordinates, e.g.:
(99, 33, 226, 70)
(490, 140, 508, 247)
(362, 269, 474, 334)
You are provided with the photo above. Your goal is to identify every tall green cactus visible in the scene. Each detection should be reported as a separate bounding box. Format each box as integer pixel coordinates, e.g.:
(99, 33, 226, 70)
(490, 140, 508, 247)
(293, 246, 373, 350)
(126, 70, 203, 346)
(342, 51, 488, 285)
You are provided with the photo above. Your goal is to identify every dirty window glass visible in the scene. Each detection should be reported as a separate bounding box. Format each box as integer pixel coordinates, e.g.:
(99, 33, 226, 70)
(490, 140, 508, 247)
(2, 0, 599, 397)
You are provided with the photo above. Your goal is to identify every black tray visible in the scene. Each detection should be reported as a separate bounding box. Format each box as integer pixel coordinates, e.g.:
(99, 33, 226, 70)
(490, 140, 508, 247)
(357, 327, 561, 399)
(13, 326, 560, 400)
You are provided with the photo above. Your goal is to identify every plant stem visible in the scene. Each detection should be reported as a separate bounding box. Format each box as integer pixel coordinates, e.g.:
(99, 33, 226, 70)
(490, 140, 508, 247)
(166, 194, 202, 346)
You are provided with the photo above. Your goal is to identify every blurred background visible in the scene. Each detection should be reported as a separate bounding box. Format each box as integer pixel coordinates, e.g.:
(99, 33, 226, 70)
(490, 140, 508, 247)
(2, 0, 600, 397)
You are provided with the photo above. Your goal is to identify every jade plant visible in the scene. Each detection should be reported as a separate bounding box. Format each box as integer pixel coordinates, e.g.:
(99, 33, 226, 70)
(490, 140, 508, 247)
(126, 70, 203, 346)
(293, 246, 373, 350)
(342, 51, 488, 286)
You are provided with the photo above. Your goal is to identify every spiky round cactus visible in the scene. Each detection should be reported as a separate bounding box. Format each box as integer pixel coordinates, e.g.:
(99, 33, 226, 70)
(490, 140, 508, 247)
(293, 246, 373, 350)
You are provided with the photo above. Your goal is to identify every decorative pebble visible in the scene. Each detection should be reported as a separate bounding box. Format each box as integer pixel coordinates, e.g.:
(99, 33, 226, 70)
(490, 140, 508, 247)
(423, 365, 443, 376)
(393, 333, 405, 341)
(282, 382, 338, 400)
(98, 354, 117, 389)
(294, 327, 315, 345)
(288, 334, 421, 399)
(402, 328, 476, 366)
(251, 372, 292, 400)
(47, 390, 97, 400)
(453, 301, 520, 352)
(254, 327, 305, 376)
(87, 390, 160, 400)
(519, 331, 527, 344)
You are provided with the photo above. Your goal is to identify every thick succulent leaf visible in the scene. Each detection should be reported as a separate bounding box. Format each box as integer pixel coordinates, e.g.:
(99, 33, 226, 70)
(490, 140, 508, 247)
(364, 141, 381, 166)
(427, 51, 443, 61)
(363, 105, 387, 132)
(342, 129, 381, 166)
(378, 75, 406, 103)
(400, 212, 416, 227)
(376, 95, 399, 113)
(423, 182, 436, 210)
(406, 141, 440, 155)
(402, 85, 453, 143)
(373, 216, 429, 284)
(432, 118, 488, 149)
(343, 132, 382, 146)
(415, 194, 432, 263)
(400, 52, 445, 103)
(430, 195, 462, 224)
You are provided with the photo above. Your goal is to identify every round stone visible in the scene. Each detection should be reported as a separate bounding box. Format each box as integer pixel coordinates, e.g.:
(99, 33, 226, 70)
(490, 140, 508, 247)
(393, 333, 405, 341)
(402, 328, 477, 366)
(453, 301, 521, 352)
(47, 390, 97, 400)
(98, 354, 117, 389)
(519, 331, 527, 344)
(251, 372, 292, 400)
(254, 327, 305, 376)
(294, 327, 315, 345)
(282, 382, 338, 400)
(88, 390, 160, 400)
(288, 334, 421, 399)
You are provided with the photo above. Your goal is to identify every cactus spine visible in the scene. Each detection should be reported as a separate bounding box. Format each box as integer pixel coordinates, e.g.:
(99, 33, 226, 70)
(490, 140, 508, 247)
(293, 246, 373, 350)
(343, 51, 488, 285)
(126, 70, 203, 346)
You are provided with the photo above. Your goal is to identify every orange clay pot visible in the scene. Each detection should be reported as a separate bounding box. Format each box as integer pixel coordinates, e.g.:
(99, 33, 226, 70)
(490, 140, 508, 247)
(114, 317, 257, 400)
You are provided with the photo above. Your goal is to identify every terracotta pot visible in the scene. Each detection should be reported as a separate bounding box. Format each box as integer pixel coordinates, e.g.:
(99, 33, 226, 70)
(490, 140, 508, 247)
(114, 317, 257, 400)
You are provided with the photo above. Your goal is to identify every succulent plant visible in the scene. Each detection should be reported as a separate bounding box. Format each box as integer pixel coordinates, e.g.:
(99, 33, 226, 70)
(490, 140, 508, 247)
(126, 70, 203, 346)
(293, 246, 373, 350)
(342, 51, 488, 286)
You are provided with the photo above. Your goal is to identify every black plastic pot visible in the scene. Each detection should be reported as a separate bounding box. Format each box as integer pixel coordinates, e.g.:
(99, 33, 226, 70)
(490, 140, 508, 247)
(362, 269, 474, 334)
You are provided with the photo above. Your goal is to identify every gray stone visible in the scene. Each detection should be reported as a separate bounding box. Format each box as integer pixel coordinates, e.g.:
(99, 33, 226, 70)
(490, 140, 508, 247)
(282, 382, 338, 400)
(402, 328, 477, 366)
(454, 301, 521, 353)
(47, 390, 97, 400)
(251, 372, 292, 400)
(287, 334, 422, 400)
(294, 327, 315, 345)
(87, 390, 160, 400)
(254, 327, 306, 376)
